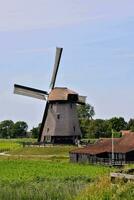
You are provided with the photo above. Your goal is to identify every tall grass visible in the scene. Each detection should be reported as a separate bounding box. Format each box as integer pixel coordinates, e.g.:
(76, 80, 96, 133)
(0, 139, 21, 152)
(10, 145, 76, 156)
(75, 176, 134, 200)
(0, 160, 110, 181)
(0, 139, 75, 156)
(0, 159, 110, 200)
(0, 180, 84, 200)
(0, 139, 134, 200)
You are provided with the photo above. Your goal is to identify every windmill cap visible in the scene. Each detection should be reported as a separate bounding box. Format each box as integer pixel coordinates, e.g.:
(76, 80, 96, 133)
(48, 87, 78, 102)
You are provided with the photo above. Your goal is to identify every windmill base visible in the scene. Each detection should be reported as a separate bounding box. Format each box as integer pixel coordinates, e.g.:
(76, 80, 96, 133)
(44, 136, 80, 145)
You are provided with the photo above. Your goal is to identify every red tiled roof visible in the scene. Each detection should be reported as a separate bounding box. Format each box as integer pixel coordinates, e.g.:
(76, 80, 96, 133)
(114, 133, 134, 153)
(70, 133, 134, 155)
(120, 130, 133, 136)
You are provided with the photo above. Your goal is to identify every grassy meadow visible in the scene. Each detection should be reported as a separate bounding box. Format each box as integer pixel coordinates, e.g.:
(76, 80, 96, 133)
(0, 139, 134, 200)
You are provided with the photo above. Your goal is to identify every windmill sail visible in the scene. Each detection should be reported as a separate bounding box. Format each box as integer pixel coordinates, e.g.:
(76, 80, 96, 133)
(38, 101, 49, 142)
(13, 47, 85, 144)
(49, 47, 63, 89)
(14, 84, 48, 100)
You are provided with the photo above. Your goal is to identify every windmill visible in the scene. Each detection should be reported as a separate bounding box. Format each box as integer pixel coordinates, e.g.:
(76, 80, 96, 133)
(14, 47, 86, 144)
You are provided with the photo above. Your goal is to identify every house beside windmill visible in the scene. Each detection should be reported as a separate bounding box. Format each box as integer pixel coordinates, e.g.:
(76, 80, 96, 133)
(69, 133, 134, 165)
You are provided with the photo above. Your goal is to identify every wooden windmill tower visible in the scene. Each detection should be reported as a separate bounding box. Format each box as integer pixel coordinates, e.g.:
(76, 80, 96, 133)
(14, 47, 86, 144)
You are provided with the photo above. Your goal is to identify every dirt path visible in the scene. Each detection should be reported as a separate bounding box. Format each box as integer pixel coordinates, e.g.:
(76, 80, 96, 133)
(0, 152, 68, 158)
(0, 152, 10, 156)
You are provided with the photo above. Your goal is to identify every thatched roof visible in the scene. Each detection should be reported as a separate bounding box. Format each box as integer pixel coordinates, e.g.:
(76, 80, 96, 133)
(48, 87, 78, 101)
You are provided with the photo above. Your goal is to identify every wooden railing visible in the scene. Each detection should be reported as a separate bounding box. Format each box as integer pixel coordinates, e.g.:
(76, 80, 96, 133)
(88, 157, 126, 166)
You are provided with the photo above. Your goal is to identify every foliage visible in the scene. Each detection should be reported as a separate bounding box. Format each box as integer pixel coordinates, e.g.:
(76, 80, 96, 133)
(76, 101, 129, 138)
(79, 119, 111, 138)
(0, 120, 14, 138)
(79, 117, 128, 139)
(109, 117, 127, 132)
(31, 123, 41, 138)
(77, 103, 95, 137)
(31, 127, 39, 138)
(12, 121, 28, 138)
(78, 119, 90, 137)
(77, 104, 127, 138)
(77, 103, 95, 120)
(87, 119, 111, 138)
(127, 118, 134, 131)
(75, 176, 134, 200)
(0, 115, 132, 140)
(0, 120, 28, 138)
(112, 131, 122, 138)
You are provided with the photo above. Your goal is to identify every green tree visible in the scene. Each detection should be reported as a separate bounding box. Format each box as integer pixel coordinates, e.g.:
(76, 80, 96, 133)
(31, 124, 41, 138)
(77, 103, 95, 120)
(87, 119, 111, 138)
(108, 117, 127, 132)
(12, 121, 28, 138)
(77, 103, 95, 138)
(127, 118, 134, 131)
(0, 120, 14, 138)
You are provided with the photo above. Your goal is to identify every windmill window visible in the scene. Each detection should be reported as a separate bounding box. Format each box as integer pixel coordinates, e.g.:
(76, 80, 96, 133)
(57, 114, 60, 119)
(70, 103, 72, 108)
(51, 104, 53, 109)
(73, 126, 75, 132)
(47, 128, 49, 132)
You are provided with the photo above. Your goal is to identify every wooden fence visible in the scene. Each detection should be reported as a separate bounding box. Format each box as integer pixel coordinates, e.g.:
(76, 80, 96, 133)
(88, 157, 126, 166)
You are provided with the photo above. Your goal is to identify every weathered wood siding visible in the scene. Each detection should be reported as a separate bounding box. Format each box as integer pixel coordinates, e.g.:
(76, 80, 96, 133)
(69, 152, 129, 165)
(41, 102, 81, 142)
(69, 153, 78, 162)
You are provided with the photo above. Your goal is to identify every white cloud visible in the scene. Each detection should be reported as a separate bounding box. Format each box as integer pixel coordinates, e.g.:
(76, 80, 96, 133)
(0, 0, 133, 32)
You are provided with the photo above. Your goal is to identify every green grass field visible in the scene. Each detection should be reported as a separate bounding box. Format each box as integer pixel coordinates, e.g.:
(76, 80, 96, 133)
(0, 139, 134, 200)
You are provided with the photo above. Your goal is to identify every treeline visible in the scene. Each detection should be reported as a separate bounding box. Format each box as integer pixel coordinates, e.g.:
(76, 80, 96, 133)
(0, 120, 28, 138)
(77, 104, 134, 138)
(31, 116, 134, 139)
(0, 119, 41, 139)
(79, 117, 134, 138)
(1, 104, 134, 139)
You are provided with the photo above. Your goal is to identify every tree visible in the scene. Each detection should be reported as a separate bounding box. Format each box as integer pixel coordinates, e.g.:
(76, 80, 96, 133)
(77, 103, 95, 137)
(108, 117, 127, 132)
(77, 103, 95, 120)
(12, 121, 28, 138)
(127, 118, 134, 131)
(0, 120, 14, 138)
(31, 123, 41, 138)
(86, 119, 111, 138)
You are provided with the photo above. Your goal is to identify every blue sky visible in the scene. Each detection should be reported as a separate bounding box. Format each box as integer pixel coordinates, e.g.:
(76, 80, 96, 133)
(0, 0, 134, 129)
